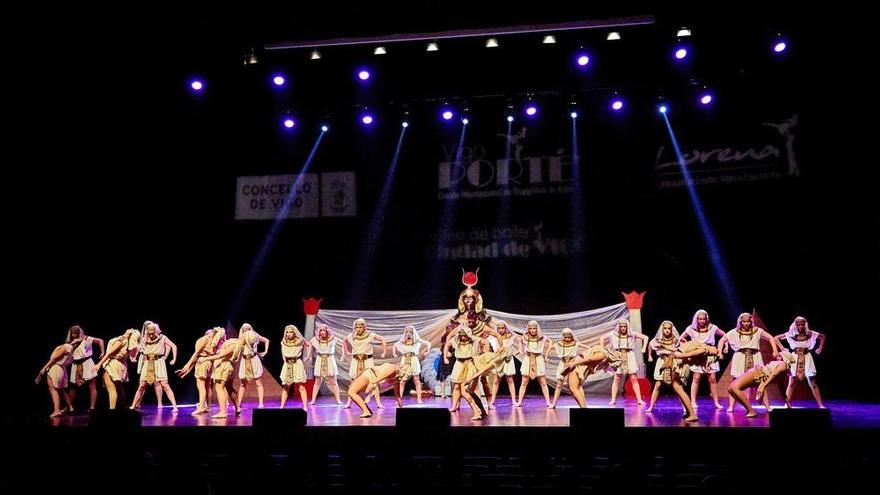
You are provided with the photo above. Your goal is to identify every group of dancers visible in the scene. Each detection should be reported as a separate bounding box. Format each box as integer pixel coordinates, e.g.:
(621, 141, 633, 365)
(36, 276, 827, 423)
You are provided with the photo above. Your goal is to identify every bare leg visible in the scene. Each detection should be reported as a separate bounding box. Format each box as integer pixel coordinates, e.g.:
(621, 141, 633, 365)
(47, 380, 63, 417)
(153, 382, 163, 408)
(327, 377, 342, 404)
(609, 374, 621, 405)
(690, 372, 702, 409)
(347, 376, 373, 418)
(160, 381, 178, 411)
(212, 382, 228, 418)
(88, 379, 98, 410)
(280, 385, 290, 408)
(372, 382, 384, 408)
(538, 376, 552, 407)
(297, 384, 309, 410)
(237, 381, 247, 409)
(450, 383, 462, 411)
(707, 372, 723, 409)
(550, 378, 565, 408)
(630, 374, 645, 405)
(255, 377, 265, 408)
(104, 373, 119, 409)
(807, 376, 826, 408)
(646, 382, 662, 412)
(490, 374, 501, 406)
(785, 375, 796, 408)
(414, 376, 424, 404)
(568, 372, 586, 408)
(517, 377, 530, 407)
(309, 377, 322, 404)
(506, 376, 517, 405)
(729, 375, 758, 417)
(193, 378, 208, 414)
(461, 381, 486, 420)
(131, 382, 148, 409)
(673, 381, 698, 422)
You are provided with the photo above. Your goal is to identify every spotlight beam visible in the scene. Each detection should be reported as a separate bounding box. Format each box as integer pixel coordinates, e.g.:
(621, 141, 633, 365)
(661, 113, 740, 320)
(226, 132, 325, 322)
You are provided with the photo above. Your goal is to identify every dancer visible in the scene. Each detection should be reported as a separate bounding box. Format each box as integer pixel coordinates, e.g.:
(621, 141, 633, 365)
(65, 325, 104, 411)
(774, 316, 826, 408)
(94, 329, 140, 409)
(719, 313, 780, 412)
(549, 328, 580, 408)
(646, 321, 680, 413)
(131, 322, 178, 411)
(307, 324, 343, 405)
(343, 318, 387, 408)
(601, 319, 649, 406)
(236, 323, 269, 410)
(488, 320, 519, 408)
(392, 325, 430, 404)
(347, 362, 410, 418)
(175, 327, 226, 415)
(279, 325, 309, 410)
(679, 309, 727, 410)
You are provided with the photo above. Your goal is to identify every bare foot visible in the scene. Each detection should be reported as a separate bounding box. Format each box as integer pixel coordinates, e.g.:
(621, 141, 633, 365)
(608, 400, 616, 406)
(547, 403, 555, 409)
(49, 410, 64, 418)
(343, 403, 351, 409)
(745, 411, 757, 418)
(684, 415, 699, 422)
(376, 402, 385, 409)
(726, 407, 734, 413)
(645, 408, 653, 413)
(714, 402, 724, 410)
(171, 407, 178, 413)
(819, 404, 827, 409)
(637, 400, 646, 406)
(235, 408, 242, 416)
(308, 401, 316, 405)
(488, 403, 495, 410)
(211, 413, 227, 419)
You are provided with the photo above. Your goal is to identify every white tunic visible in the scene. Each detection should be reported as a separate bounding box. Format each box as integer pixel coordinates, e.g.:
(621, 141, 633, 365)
(607, 331, 638, 375)
(70, 336, 97, 383)
(554, 340, 580, 379)
(494, 334, 517, 376)
(785, 332, 819, 377)
(683, 325, 722, 373)
(519, 335, 546, 377)
(395, 340, 423, 375)
(137, 336, 168, 382)
(280, 340, 306, 385)
(238, 330, 264, 379)
(347, 331, 376, 378)
(310, 337, 339, 378)
(725, 329, 764, 378)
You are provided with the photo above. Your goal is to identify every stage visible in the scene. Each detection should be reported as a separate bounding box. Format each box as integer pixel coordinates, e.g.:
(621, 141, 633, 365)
(42, 396, 880, 428)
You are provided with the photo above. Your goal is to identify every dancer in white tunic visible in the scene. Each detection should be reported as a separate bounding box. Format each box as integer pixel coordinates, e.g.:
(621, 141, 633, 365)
(175, 327, 226, 415)
(95, 329, 140, 409)
(35, 340, 78, 417)
(646, 320, 680, 413)
(488, 320, 519, 409)
(728, 352, 794, 417)
(308, 324, 343, 405)
(678, 309, 727, 410)
(236, 323, 270, 409)
(719, 313, 779, 412)
(601, 319, 649, 406)
(516, 320, 552, 408)
(343, 318, 388, 408)
(774, 316, 827, 408)
(65, 325, 104, 411)
(392, 325, 430, 404)
(131, 322, 178, 411)
(279, 325, 309, 410)
(549, 328, 580, 409)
